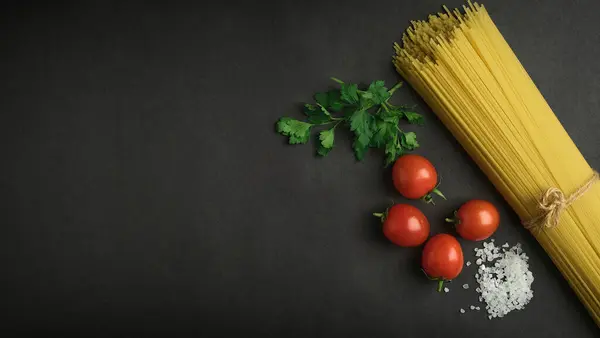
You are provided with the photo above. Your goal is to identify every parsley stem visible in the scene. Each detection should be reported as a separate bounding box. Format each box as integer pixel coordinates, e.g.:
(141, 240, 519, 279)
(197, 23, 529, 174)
(388, 81, 403, 96)
(332, 120, 343, 129)
(315, 118, 343, 126)
(330, 77, 344, 84)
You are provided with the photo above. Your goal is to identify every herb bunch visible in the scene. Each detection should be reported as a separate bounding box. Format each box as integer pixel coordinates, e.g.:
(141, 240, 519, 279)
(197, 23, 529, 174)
(276, 77, 424, 166)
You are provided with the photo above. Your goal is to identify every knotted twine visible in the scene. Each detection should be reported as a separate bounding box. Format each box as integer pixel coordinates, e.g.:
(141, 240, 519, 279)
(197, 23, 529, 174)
(524, 171, 599, 231)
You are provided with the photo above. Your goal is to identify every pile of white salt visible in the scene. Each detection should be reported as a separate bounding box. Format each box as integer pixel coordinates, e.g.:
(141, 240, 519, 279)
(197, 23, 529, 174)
(472, 241, 534, 319)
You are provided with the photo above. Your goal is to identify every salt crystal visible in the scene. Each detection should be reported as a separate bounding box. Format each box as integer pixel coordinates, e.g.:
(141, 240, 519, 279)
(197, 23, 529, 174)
(491, 238, 495, 242)
(476, 259, 482, 265)
(470, 305, 475, 310)
(460, 308, 465, 314)
(476, 306, 480, 311)
(444, 287, 449, 293)
(503, 243, 509, 248)
(466, 261, 471, 266)
(463, 284, 469, 289)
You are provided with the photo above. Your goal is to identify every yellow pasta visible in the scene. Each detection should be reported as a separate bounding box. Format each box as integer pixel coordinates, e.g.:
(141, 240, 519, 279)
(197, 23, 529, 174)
(393, 2, 600, 324)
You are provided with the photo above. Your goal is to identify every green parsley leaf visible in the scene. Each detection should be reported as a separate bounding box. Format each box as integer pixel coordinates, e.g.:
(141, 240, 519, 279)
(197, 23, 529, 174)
(315, 90, 344, 112)
(379, 108, 403, 123)
(317, 145, 331, 156)
(357, 133, 371, 147)
(340, 83, 359, 104)
(303, 104, 330, 124)
(367, 80, 391, 104)
(384, 139, 403, 167)
(317, 128, 335, 156)
(371, 119, 395, 147)
(400, 131, 419, 150)
(327, 90, 344, 112)
(319, 129, 335, 148)
(349, 110, 373, 139)
(354, 140, 369, 161)
(276, 117, 313, 144)
(359, 91, 375, 109)
(314, 92, 329, 107)
(404, 111, 424, 125)
(349, 109, 373, 160)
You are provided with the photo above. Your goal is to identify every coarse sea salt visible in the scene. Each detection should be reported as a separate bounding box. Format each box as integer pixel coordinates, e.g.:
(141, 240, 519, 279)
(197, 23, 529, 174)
(473, 241, 534, 319)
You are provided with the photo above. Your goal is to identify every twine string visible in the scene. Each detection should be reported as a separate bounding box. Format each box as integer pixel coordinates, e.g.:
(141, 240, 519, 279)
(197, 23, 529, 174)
(524, 171, 599, 231)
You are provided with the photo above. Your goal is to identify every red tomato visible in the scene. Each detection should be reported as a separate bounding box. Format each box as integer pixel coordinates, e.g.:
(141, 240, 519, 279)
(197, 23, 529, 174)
(392, 155, 444, 203)
(448, 200, 500, 241)
(374, 204, 430, 247)
(421, 234, 463, 291)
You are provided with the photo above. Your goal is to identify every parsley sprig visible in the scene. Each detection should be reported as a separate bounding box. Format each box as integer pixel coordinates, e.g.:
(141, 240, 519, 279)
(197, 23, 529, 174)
(276, 77, 424, 166)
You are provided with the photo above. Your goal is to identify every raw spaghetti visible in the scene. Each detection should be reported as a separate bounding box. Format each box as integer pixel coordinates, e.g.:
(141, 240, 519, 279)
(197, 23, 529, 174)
(393, 2, 600, 325)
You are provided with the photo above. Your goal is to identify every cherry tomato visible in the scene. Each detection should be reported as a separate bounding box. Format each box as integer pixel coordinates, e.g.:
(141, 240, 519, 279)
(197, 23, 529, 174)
(447, 200, 500, 241)
(374, 204, 430, 247)
(421, 234, 463, 291)
(392, 154, 445, 204)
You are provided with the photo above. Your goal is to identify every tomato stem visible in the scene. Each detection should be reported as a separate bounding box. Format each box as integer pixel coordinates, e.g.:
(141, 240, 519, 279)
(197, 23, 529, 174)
(445, 211, 459, 225)
(373, 211, 388, 223)
(373, 207, 390, 223)
(422, 194, 435, 205)
(437, 280, 444, 292)
(431, 187, 446, 200)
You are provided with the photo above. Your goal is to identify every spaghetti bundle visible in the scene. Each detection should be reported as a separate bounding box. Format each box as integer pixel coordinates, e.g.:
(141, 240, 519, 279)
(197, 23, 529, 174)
(393, 2, 600, 324)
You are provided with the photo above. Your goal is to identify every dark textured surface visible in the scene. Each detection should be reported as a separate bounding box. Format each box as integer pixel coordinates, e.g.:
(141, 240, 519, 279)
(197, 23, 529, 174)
(1, 0, 599, 336)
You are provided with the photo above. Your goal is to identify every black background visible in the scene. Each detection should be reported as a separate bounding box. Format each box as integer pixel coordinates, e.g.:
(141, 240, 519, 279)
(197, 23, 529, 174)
(2, 0, 600, 336)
